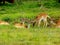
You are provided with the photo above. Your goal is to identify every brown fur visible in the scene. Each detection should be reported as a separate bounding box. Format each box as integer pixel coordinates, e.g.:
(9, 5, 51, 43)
(56, 20, 60, 28)
(33, 12, 51, 27)
(0, 21, 9, 25)
(14, 22, 28, 28)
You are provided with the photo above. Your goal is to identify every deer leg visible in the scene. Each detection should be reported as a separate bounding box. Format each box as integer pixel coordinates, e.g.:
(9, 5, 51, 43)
(38, 19, 42, 27)
(44, 19, 48, 27)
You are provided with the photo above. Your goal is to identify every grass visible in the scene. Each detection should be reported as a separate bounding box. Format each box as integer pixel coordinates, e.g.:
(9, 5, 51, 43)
(0, 1, 60, 45)
(0, 26, 60, 45)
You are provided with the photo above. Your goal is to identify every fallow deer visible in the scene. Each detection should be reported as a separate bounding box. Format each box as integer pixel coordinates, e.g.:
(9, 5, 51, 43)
(46, 17, 60, 28)
(33, 12, 55, 27)
(55, 20, 60, 28)
(0, 21, 9, 25)
(20, 17, 33, 28)
(14, 22, 29, 28)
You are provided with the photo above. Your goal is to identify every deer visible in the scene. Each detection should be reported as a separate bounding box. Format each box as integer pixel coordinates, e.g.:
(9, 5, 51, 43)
(49, 16, 60, 28)
(32, 12, 55, 27)
(14, 22, 29, 29)
(0, 21, 9, 25)
(55, 20, 60, 28)
(20, 17, 33, 28)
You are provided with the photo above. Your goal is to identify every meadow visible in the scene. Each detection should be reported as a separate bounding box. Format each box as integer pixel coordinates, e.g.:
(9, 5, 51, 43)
(0, 1, 60, 45)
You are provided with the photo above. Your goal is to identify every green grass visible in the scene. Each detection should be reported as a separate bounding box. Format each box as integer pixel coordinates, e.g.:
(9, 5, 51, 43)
(0, 26, 60, 45)
(0, 1, 60, 45)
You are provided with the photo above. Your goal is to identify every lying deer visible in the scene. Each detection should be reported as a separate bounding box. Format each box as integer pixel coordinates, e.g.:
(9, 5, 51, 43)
(49, 18, 60, 28)
(14, 22, 30, 28)
(0, 21, 9, 25)
(55, 20, 60, 28)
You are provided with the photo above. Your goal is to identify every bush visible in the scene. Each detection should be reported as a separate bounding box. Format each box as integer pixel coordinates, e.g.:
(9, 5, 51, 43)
(39, 0, 57, 8)
(1, 17, 12, 22)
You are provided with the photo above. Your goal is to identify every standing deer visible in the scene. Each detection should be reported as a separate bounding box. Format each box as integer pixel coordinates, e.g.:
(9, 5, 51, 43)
(33, 12, 55, 27)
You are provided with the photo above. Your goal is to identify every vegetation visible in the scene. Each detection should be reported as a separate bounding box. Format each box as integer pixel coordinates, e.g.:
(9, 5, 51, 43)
(0, 0, 60, 45)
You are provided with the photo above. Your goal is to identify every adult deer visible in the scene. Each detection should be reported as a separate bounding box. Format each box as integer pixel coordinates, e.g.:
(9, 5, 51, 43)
(33, 12, 55, 27)
(55, 20, 60, 28)
(49, 16, 60, 28)
(14, 22, 29, 28)
(0, 21, 9, 25)
(20, 17, 33, 28)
